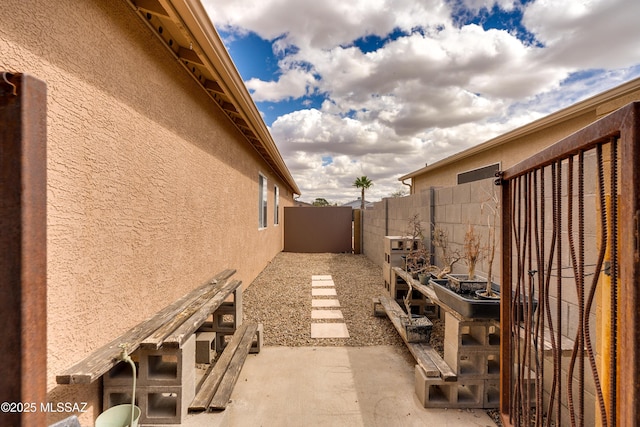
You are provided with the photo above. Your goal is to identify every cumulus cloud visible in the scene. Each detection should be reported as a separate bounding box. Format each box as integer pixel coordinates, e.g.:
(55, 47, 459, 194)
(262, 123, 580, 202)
(203, 0, 640, 204)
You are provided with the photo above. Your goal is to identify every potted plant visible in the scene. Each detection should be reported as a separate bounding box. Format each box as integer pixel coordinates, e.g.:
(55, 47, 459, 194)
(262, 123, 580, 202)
(401, 214, 433, 342)
(430, 225, 462, 279)
(447, 224, 488, 293)
(476, 191, 500, 299)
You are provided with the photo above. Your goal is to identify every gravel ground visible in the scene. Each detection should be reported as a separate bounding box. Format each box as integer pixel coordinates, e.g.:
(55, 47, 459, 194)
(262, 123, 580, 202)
(242, 252, 444, 350)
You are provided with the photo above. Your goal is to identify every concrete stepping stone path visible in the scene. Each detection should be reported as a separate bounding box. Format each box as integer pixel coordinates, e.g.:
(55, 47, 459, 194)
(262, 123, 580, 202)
(310, 275, 350, 339)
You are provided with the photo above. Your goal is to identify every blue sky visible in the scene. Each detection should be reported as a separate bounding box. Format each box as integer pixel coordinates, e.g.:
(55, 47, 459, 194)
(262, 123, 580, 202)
(204, 0, 640, 204)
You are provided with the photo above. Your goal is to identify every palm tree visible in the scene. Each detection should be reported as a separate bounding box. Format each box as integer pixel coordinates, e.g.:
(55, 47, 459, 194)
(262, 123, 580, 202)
(353, 176, 373, 209)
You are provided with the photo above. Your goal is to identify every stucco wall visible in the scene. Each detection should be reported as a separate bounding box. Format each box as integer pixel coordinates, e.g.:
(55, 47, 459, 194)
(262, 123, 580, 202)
(1, 0, 294, 423)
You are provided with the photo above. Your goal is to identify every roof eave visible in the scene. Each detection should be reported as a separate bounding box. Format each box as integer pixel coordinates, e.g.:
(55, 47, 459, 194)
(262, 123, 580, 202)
(128, 0, 301, 195)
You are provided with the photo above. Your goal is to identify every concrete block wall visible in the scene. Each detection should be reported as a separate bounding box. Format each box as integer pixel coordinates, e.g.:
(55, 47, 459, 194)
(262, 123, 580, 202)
(363, 191, 431, 267)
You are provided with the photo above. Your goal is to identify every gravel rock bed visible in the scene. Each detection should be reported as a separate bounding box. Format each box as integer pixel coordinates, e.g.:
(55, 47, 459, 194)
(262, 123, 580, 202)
(242, 252, 444, 351)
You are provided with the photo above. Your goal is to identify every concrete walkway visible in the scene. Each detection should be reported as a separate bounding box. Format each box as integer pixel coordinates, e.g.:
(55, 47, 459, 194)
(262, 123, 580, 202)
(181, 346, 496, 427)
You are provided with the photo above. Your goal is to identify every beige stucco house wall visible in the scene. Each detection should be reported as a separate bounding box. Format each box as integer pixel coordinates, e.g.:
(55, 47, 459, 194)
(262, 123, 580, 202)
(400, 77, 640, 191)
(1, 0, 299, 423)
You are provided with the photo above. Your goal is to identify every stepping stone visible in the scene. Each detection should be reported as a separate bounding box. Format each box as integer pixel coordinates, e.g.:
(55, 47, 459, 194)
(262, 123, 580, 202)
(311, 275, 332, 280)
(312, 288, 337, 296)
(311, 323, 350, 338)
(311, 310, 344, 319)
(312, 299, 341, 308)
(312, 279, 335, 287)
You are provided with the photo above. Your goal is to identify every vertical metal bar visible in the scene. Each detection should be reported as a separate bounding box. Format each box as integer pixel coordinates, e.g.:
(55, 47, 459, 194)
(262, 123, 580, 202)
(500, 173, 513, 425)
(0, 73, 48, 427)
(609, 137, 618, 427)
(577, 151, 585, 426)
(555, 159, 563, 426)
(619, 103, 640, 427)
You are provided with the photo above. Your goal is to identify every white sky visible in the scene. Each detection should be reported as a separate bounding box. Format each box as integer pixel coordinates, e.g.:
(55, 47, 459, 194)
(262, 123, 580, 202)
(203, 0, 640, 204)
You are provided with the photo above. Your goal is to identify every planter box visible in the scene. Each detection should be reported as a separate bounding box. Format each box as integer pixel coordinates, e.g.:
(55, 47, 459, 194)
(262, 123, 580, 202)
(403, 315, 433, 343)
(431, 279, 501, 319)
(446, 274, 489, 294)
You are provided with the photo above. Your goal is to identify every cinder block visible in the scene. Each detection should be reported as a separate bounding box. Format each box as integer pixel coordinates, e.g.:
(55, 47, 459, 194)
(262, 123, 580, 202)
(372, 298, 385, 317)
(444, 313, 500, 357)
(212, 302, 237, 333)
(103, 385, 140, 410)
(103, 353, 140, 387)
(484, 380, 500, 408)
(195, 332, 216, 364)
(142, 385, 194, 425)
(456, 351, 500, 378)
(138, 335, 195, 386)
(214, 331, 234, 353)
(415, 365, 485, 408)
(104, 383, 195, 425)
(249, 323, 263, 354)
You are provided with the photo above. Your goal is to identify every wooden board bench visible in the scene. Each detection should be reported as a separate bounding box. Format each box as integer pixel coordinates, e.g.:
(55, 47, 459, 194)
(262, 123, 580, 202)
(56, 269, 241, 385)
(190, 322, 261, 412)
(376, 295, 457, 382)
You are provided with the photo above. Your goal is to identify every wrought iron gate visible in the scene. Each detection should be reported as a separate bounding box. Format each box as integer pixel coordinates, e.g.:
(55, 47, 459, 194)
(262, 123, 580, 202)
(498, 102, 640, 426)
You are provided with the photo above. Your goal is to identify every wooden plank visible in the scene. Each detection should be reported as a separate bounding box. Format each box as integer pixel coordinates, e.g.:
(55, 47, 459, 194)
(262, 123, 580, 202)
(134, 0, 169, 16)
(56, 269, 235, 384)
(407, 343, 440, 378)
(421, 344, 457, 382)
(208, 323, 259, 410)
(140, 276, 239, 349)
(379, 295, 456, 380)
(162, 279, 243, 348)
(378, 294, 410, 342)
(189, 323, 251, 412)
(178, 47, 203, 65)
(393, 267, 466, 322)
(378, 295, 440, 378)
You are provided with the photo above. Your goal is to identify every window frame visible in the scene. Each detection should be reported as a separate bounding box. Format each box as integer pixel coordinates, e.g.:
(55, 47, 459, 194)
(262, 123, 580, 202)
(274, 185, 280, 225)
(258, 173, 268, 229)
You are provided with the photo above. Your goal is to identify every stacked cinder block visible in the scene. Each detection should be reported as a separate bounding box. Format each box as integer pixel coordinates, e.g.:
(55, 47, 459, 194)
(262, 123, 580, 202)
(383, 236, 412, 292)
(415, 312, 500, 408)
(389, 266, 438, 318)
(198, 300, 243, 353)
(103, 335, 196, 425)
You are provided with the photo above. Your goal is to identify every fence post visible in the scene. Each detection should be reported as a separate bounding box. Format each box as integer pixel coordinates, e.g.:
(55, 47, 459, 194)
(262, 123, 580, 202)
(0, 72, 47, 427)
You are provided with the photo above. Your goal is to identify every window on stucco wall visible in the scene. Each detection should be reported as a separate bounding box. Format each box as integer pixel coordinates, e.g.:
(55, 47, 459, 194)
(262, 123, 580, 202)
(274, 185, 280, 225)
(259, 173, 267, 229)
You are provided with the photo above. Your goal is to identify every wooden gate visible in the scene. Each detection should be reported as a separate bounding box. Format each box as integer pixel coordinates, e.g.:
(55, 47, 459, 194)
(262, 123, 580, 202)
(283, 206, 353, 253)
(498, 102, 639, 426)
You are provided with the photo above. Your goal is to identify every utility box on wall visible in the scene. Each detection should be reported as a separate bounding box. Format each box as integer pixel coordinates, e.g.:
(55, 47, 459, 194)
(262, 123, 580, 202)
(284, 206, 353, 253)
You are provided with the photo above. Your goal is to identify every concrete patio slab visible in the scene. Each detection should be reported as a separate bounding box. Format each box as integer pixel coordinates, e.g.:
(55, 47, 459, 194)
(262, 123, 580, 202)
(311, 323, 350, 338)
(312, 309, 344, 319)
(312, 288, 337, 296)
(180, 346, 496, 427)
(312, 279, 335, 287)
(312, 299, 341, 307)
